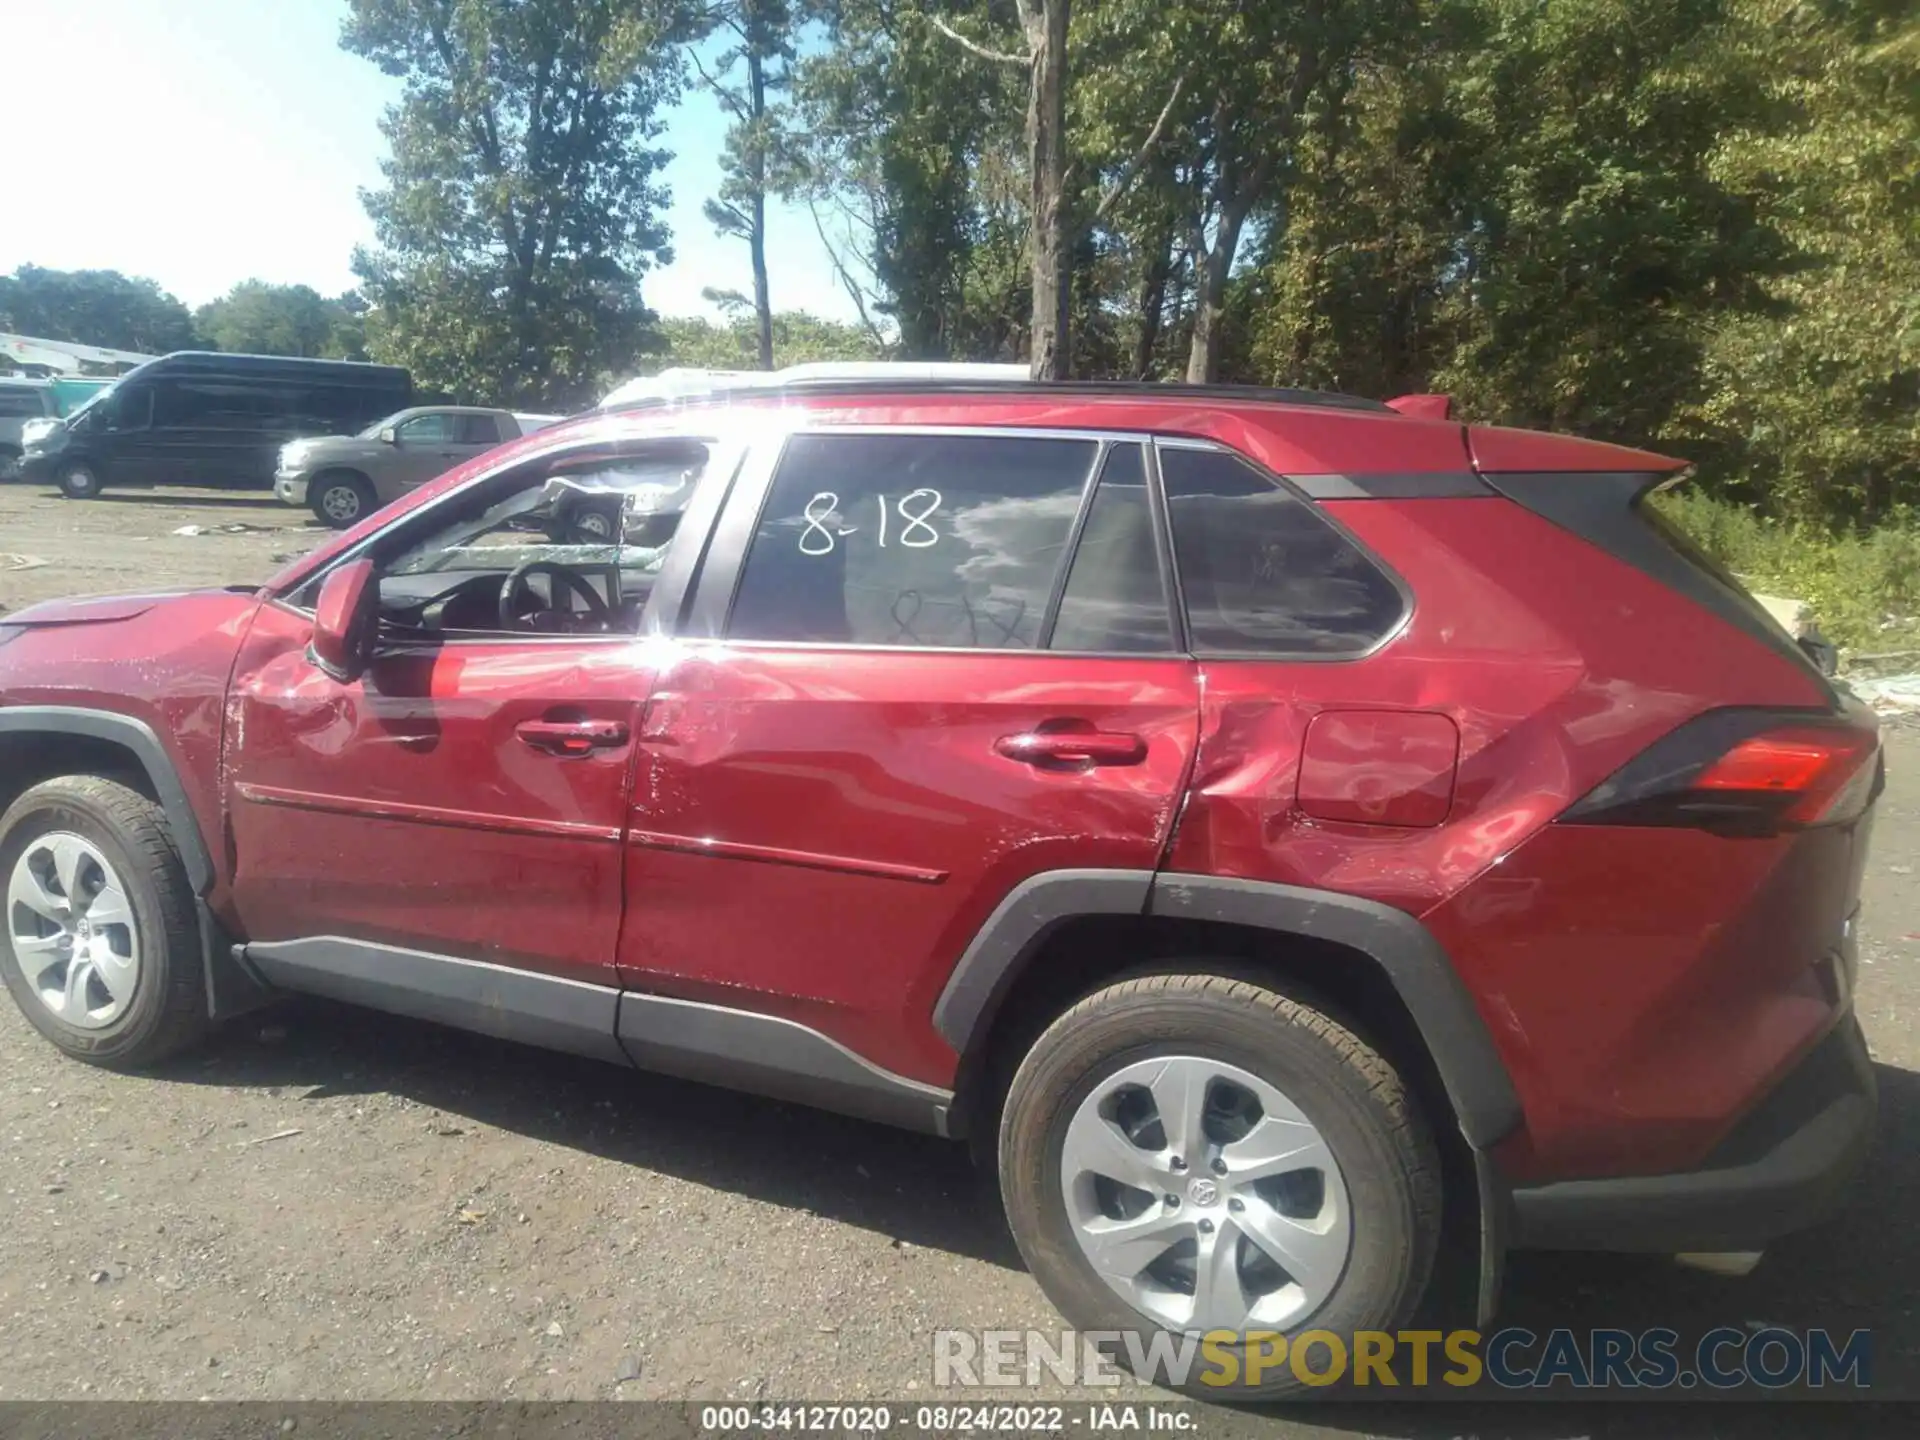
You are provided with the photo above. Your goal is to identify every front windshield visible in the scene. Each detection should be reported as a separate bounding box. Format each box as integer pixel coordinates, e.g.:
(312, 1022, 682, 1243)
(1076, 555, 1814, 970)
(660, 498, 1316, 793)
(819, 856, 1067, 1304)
(63, 382, 117, 425)
(357, 409, 408, 438)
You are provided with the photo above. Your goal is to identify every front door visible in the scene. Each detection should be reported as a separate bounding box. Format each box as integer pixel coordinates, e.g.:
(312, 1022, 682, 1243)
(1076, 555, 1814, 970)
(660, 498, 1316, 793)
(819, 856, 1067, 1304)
(389, 412, 469, 492)
(618, 430, 1202, 1085)
(223, 435, 730, 985)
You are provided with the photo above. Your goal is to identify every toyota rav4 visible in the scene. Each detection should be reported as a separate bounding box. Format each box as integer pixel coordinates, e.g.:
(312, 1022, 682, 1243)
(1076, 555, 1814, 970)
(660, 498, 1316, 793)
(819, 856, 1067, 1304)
(0, 372, 1880, 1397)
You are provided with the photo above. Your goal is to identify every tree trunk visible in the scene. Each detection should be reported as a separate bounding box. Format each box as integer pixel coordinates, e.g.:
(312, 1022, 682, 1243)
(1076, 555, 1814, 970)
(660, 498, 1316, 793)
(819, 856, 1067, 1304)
(1026, 0, 1071, 380)
(747, 48, 774, 370)
(1186, 206, 1248, 383)
(1132, 217, 1174, 378)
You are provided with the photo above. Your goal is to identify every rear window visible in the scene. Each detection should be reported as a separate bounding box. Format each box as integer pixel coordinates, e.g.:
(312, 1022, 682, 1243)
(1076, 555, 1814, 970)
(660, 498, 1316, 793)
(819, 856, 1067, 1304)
(1158, 444, 1405, 655)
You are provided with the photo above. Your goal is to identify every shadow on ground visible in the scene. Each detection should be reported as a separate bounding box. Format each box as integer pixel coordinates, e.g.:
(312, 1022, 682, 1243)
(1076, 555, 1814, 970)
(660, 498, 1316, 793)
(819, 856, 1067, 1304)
(159, 1003, 1918, 1430)
(91, 491, 303, 512)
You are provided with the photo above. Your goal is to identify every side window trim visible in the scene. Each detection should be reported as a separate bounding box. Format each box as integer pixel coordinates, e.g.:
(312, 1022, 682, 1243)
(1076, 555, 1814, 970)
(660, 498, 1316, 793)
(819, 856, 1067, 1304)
(1151, 436, 1413, 662)
(1034, 439, 1109, 649)
(693, 424, 1183, 657)
(1142, 439, 1191, 654)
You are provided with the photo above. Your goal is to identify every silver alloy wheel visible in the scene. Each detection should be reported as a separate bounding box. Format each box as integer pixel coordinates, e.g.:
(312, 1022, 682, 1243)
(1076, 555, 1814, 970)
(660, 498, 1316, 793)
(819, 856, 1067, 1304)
(59, 464, 99, 497)
(318, 482, 363, 523)
(6, 832, 141, 1029)
(1060, 1055, 1351, 1334)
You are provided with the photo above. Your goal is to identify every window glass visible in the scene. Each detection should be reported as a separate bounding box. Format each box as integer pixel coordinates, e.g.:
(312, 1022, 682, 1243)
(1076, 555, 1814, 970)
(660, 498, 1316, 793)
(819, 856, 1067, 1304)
(150, 380, 278, 430)
(729, 432, 1097, 649)
(397, 413, 455, 444)
(360, 440, 716, 636)
(1049, 444, 1174, 653)
(454, 413, 502, 445)
(104, 386, 152, 431)
(0, 386, 45, 418)
(1159, 445, 1404, 654)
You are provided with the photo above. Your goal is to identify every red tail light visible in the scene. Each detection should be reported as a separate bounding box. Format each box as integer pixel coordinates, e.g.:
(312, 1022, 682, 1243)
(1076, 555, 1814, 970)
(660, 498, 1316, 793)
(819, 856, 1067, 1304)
(1564, 709, 1881, 836)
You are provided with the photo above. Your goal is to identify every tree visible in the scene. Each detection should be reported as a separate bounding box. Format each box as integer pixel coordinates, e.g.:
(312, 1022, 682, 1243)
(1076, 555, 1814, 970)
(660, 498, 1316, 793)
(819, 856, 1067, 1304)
(652, 308, 883, 367)
(342, 0, 696, 408)
(0, 265, 197, 354)
(194, 281, 369, 358)
(694, 1, 799, 369)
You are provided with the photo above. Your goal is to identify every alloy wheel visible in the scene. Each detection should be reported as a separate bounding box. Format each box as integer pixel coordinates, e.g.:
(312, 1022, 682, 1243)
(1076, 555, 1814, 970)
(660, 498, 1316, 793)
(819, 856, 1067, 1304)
(1059, 1054, 1351, 1334)
(319, 483, 363, 523)
(6, 832, 141, 1028)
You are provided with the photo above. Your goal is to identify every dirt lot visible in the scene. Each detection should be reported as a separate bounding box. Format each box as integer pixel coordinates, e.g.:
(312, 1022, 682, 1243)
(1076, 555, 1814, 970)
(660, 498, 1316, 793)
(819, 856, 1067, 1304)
(1, 480, 1917, 1428)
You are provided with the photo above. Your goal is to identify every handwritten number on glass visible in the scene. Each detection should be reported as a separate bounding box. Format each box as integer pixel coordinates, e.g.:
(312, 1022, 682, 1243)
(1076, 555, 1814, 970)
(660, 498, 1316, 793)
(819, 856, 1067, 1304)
(800, 489, 943, 555)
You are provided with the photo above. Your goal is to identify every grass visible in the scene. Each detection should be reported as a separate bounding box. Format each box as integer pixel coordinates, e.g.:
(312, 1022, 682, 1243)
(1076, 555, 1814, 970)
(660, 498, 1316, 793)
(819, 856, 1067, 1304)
(1651, 489, 1920, 660)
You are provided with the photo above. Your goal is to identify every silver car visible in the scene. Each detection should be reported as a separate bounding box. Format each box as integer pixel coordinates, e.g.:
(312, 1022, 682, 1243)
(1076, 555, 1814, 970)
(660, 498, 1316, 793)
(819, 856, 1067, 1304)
(274, 405, 563, 527)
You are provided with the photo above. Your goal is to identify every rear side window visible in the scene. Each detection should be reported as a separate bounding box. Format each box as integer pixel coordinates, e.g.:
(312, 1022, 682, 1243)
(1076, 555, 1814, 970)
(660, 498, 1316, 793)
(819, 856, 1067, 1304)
(455, 413, 503, 445)
(728, 432, 1098, 649)
(1049, 444, 1175, 652)
(1159, 444, 1404, 655)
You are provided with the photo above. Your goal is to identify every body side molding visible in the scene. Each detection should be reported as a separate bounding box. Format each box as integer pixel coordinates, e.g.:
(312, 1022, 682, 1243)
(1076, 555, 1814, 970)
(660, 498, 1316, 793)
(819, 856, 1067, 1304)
(616, 992, 953, 1135)
(243, 936, 630, 1065)
(1147, 874, 1522, 1148)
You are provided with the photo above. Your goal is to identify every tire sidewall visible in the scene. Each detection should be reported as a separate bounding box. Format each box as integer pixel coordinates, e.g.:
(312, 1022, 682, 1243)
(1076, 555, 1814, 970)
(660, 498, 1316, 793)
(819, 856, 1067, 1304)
(57, 461, 102, 499)
(310, 473, 370, 529)
(999, 984, 1432, 1397)
(0, 792, 179, 1062)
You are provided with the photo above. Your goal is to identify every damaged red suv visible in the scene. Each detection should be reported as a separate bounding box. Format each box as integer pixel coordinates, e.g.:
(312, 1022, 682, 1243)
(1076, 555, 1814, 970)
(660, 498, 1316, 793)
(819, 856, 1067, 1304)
(0, 373, 1879, 1396)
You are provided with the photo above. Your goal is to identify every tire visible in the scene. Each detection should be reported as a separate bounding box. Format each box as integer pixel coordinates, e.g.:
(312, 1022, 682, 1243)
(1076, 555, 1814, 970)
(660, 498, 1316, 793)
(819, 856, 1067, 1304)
(997, 970, 1440, 1400)
(56, 461, 103, 499)
(0, 776, 209, 1069)
(309, 470, 376, 528)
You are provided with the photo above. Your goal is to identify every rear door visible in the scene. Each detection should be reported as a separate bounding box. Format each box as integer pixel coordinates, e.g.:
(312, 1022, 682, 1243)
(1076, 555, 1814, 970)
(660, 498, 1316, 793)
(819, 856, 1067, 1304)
(618, 427, 1202, 1085)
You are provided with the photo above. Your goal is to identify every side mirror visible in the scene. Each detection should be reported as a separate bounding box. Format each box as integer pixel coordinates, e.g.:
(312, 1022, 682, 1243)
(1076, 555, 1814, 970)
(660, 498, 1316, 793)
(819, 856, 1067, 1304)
(310, 558, 378, 683)
(378, 426, 398, 445)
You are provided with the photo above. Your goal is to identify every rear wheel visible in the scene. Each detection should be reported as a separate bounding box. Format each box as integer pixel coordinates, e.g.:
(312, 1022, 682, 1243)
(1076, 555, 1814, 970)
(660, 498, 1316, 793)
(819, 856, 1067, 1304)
(56, 461, 102, 499)
(0, 777, 209, 1068)
(997, 970, 1440, 1399)
(309, 471, 376, 528)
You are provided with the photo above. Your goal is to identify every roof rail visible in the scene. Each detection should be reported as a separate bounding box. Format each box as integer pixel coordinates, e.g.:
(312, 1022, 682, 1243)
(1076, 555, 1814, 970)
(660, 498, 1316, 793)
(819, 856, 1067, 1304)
(594, 362, 1394, 415)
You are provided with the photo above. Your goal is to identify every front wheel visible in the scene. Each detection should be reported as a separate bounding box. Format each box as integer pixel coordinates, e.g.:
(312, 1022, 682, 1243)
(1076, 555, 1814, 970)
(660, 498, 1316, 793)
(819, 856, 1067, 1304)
(0, 776, 209, 1068)
(56, 461, 103, 499)
(309, 471, 376, 528)
(997, 971, 1440, 1399)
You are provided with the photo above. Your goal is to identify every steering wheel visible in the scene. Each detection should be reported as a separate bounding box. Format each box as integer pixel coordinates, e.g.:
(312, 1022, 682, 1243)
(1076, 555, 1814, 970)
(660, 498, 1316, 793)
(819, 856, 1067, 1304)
(498, 560, 612, 632)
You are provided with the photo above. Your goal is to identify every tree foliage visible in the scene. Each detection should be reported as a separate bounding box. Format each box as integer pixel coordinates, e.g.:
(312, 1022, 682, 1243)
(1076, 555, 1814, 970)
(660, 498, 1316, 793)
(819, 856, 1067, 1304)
(343, 0, 696, 409)
(193, 282, 370, 359)
(0, 265, 197, 354)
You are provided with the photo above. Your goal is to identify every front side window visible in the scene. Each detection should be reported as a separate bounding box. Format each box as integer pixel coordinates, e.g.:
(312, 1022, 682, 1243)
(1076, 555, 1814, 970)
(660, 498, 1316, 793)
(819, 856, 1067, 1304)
(728, 432, 1098, 649)
(307, 439, 719, 638)
(396, 413, 455, 445)
(1159, 444, 1404, 655)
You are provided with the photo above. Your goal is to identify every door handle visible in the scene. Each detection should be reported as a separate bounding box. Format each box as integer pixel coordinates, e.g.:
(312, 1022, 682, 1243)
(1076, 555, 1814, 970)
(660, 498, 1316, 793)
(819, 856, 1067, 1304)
(995, 728, 1148, 767)
(516, 718, 629, 757)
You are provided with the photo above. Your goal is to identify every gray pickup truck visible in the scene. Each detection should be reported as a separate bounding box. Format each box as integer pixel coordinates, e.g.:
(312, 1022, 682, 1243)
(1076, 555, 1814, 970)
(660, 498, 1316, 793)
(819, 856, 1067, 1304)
(274, 405, 562, 527)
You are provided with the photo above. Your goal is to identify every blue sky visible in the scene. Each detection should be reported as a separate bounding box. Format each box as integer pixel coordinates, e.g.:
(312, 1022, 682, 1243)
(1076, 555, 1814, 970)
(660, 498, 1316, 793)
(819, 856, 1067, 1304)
(0, 0, 856, 324)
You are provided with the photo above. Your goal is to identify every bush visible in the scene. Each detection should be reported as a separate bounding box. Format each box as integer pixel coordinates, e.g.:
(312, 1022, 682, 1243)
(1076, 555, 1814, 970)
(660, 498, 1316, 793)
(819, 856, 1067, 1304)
(1651, 489, 1920, 657)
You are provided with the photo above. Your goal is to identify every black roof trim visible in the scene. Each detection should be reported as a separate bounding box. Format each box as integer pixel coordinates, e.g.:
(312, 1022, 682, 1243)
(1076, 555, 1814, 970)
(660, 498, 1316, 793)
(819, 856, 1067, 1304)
(598, 377, 1396, 418)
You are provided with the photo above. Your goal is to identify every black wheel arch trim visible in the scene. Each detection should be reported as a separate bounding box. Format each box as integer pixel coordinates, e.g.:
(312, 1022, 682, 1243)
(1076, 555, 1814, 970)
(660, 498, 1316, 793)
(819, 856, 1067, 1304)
(934, 867, 1523, 1152)
(0, 705, 271, 1018)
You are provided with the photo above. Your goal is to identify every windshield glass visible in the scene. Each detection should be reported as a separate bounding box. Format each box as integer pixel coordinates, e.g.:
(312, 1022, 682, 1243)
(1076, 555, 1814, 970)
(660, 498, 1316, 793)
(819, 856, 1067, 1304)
(357, 410, 410, 439)
(62, 382, 117, 425)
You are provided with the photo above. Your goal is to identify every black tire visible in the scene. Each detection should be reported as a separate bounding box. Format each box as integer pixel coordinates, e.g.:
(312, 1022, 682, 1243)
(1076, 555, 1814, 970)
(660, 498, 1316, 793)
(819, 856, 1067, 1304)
(997, 970, 1441, 1400)
(56, 460, 103, 499)
(309, 470, 377, 529)
(0, 776, 209, 1068)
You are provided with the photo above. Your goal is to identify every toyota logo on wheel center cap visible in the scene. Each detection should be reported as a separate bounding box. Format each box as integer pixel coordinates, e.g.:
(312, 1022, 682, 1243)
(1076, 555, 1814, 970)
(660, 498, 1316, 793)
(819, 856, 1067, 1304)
(1187, 1177, 1219, 1207)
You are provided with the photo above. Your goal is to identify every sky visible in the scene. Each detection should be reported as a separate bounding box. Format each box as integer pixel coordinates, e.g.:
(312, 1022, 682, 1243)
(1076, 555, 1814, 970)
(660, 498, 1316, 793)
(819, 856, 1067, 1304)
(0, 0, 857, 325)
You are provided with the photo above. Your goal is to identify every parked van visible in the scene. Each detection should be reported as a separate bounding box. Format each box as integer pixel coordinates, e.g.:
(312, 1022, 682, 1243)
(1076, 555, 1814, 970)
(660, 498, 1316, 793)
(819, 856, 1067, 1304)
(18, 352, 412, 499)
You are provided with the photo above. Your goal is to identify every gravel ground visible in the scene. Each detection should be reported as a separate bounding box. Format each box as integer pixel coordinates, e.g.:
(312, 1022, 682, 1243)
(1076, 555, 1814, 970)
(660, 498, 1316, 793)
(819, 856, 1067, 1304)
(0, 480, 1916, 1431)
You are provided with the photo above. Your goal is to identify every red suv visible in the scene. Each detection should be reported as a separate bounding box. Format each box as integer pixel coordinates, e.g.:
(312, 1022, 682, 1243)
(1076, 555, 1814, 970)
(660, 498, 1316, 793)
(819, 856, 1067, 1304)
(0, 374, 1879, 1395)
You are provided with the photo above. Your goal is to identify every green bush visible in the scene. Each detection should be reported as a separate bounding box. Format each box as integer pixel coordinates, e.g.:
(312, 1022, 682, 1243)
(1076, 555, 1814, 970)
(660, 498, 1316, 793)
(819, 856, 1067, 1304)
(1650, 489, 1920, 657)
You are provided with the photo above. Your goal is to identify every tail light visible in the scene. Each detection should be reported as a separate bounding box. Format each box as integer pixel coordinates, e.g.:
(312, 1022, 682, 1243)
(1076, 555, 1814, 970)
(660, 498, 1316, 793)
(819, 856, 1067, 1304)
(1564, 707, 1881, 837)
